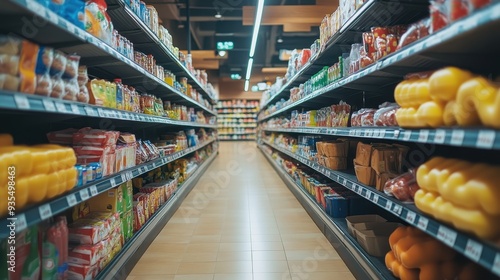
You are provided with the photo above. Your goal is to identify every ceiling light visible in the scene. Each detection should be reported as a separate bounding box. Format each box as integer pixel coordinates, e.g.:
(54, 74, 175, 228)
(245, 58, 254, 80)
(277, 37, 283, 43)
(218, 50, 227, 57)
(244, 80, 250, 92)
(215, 11, 222, 19)
(249, 0, 265, 58)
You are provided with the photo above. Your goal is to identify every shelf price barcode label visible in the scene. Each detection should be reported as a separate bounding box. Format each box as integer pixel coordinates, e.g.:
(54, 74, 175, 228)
(373, 194, 379, 204)
(403, 131, 412, 141)
(349, 130, 355, 136)
(342, 178, 347, 186)
(43, 99, 56, 112)
(15, 213, 27, 232)
(392, 204, 403, 215)
(451, 130, 465, 145)
(417, 216, 429, 231)
(14, 95, 30, 109)
(126, 171, 134, 180)
(364, 190, 371, 199)
(84, 107, 97, 116)
(464, 239, 483, 262)
(476, 130, 495, 149)
(55, 102, 67, 112)
(71, 104, 80, 114)
(406, 211, 416, 224)
(437, 225, 457, 247)
(373, 130, 380, 138)
(97, 108, 105, 117)
(434, 129, 446, 144)
(393, 130, 400, 138)
(38, 204, 52, 220)
(355, 130, 362, 136)
(80, 189, 90, 201)
(110, 178, 116, 187)
(90, 186, 98, 197)
(379, 130, 386, 138)
(385, 200, 393, 211)
(418, 130, 429, 142)
(66, 194, 78, 207)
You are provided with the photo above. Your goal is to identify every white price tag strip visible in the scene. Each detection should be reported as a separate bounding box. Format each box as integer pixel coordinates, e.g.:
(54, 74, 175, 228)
(97, 108, 105, 117)
(385, 200, 393, 211)
(392, 204, 402, 215)
(66, 194, 78, 207)
(434, 129, 446, 144)
(16, 214, 27, 232)
(110, 178, 116, 187)
(71, 104, 80, 114)
(451, 130, 465, 145)
(43, 99, 56, 112)
(393, 130, 400, 138)
(84, 107, 97, 116)
(14, 95, 30, 109)
(476, 130, 495, 149)
(90, 186, 98, 196)
(55, 102, 67, 112)
(437, 225, 457, 247)
(80, 189, 90, 201)
(373, 194, 379, 204)
(403, 131, 412, 141)
(406, 211, 416, 224)
(417, 216, 429, 231)
(38, 204, 52, 220)
(418, 130, 429, 142)
(464, 239, 483, 262)
(121, 173, 127, 182)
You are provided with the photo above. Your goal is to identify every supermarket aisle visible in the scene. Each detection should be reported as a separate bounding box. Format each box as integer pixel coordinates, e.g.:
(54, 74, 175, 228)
(127, 141, 355, 280)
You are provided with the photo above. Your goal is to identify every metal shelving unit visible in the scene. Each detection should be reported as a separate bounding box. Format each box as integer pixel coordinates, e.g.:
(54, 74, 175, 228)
(96, 151, 218, 280)
(217, 100, 258, 141)
(262, 140, 500, 277)
(0, 139, 216, 238)
(258, 145, 395, 280)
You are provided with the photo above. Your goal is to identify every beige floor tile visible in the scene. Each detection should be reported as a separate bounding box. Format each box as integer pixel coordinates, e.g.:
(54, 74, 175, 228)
(173, 275, 214, 280)
(139, 252, 183, 262)
(182, 252, 218, 262)
(285, 250, 340, 261)
(252, 250, 287, 261)
(288, 260, 349, 272)
(213, 273, 253, 280)
(128, 275, 175, 280)
(253, 273, 292, 280)
(251, 234, 282, 242)
(154, 235, 192, 244)
(220, 235, 251, 243)
(176, 262, 216, 274)
(146, 243, 187, 254)
(291, 271, 355, 280)
(252, 261, 289, 273)
(219, 242, 252, 252)
(130, 262, 180, 275)
(217, 251, 252, 261)
(190, 235, 222, 243)
(252, 242, 284, 251)
(282, 241, 331, 251)
(214, 261, 253, 273)
(186, 243, 220, 253)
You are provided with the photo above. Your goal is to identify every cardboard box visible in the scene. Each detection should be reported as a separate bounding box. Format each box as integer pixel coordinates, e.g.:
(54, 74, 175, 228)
(353, 222, 401, 240)
(323, 141, 347, 157)
(345, 214, 386, 236)
(376, 172, 397, 191)
(354, 163, 376, 186)
(354, 142, 373, 166)
(324, 156, 347, 170)
(371, 147, 399, 174)
(87, 187, 124, 214)
(356, 224, 401, 257)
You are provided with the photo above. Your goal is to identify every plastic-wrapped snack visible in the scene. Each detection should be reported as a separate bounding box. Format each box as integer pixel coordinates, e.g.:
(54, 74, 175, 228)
(50, 50, 67, 78)
(50, 77, 65, 98)
(384, 169, 420, 202)
(65, 54, 80, 79)
(374, 102, 399, 126)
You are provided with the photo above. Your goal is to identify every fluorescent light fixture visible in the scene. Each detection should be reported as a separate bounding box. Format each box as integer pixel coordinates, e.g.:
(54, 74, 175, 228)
(245, 58, 253, 80)
(244, 80, 250, 91)
(215, 12, 222, 19)
(217, 50, 227, 57)
(249, 0, 265, 58)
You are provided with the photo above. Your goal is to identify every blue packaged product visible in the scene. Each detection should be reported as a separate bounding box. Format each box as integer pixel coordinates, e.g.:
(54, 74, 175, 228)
(35, 46, 53, 75)
(88, 162, 103, 181)
(63, 0, 85, 29)
(140, 1, 147, 21)
(325, 194, 348, 218)
(75, 165, 87, 187)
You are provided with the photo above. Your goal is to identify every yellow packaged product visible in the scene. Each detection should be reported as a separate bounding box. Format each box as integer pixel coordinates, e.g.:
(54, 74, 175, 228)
(26, 173, 49, 203)
(429, 67, 473, 102)
(88, 79, 106, 106)
(0, 147, 33, 179)
(45, 172, 60, 199)
(456, 76, 500, 128)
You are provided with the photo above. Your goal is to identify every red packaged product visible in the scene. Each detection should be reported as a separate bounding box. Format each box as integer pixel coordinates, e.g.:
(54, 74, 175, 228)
(68, 243, 103, 266)
(73, 128, 119, 146)
(133, 200, 145, 232)
(430, 0, 449, 33)
(386, 34, 399, 54)
(397, 19, 430, 50)
(449, 0, 470, 21)
(384, 169, 420, 202)
(133, 193, 150, 220)
(469, 0, 491, 9)
(47, 128, 77, 145)
(374, 103, 399, 126)
(73, 145, 115, 156)
(371, 27, 389, 39)
(69, 218, 110, 245)
(362, 32, 375, 54)
(68, 263, 98, 280)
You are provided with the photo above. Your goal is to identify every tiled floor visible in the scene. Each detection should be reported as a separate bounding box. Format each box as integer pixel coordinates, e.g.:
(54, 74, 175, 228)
(128, 142, 355, 280)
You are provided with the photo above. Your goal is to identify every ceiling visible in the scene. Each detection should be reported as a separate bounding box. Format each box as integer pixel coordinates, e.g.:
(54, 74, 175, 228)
(147, 0, 328, 80)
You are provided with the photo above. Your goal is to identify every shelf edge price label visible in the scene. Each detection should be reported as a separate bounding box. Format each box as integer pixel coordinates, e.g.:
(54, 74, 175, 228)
(71, 104, 80, 114)
(403, 131, 412, 141)
(14, 95, 30, 109)
(417, 216, 429, 231)
(15, 214, 28, 232)
(121, 173, 127, 182)
(464, 239, 483, 262)
(385, 200, 393, 211)
(373, 194, 379, 204)
(393, 130, 400, 138)
(66, 194, 78, 207)
(110, 177, 116, 187)
(80, 189, 90, 201)
(84, 107, 97, 116)
(43, 99, 56, 112)
(418, 130, 429, 142)
(55, 102, 67, 112)
(434, 129, 446, 144)
(342, 178, 347, 186)
(38, 204, 52, 220)
(392, 204, 403, 215)
(476, 130, 495, 149)
(90, 186, 98, 197)
(126, 171, 134, 180)
(406, 211, 416, 224)
(437, 225, 457, 247)
(451, 130, 465, 145)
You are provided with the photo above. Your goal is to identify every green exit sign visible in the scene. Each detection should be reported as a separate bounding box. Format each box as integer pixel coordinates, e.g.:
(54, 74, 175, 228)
(217, 41, 234, 50)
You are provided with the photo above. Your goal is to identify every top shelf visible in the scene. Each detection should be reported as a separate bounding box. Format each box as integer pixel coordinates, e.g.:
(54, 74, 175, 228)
(106, 0, 216, 104)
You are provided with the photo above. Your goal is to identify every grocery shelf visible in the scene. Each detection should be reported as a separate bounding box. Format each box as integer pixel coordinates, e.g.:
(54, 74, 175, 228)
(216, 106, 259, 109)
(0, 0, 216, 114)
(259, 0, 430, 111)
(262, 140, 500, 276)
(0, 139, 216, 239)
(219, 138, 256, 141)
(258, 145, 395, 280)
(219, 132, 256, 135)
(258, 1, 500, 117)
(106, 0, 216, 104)
(0, 91, 217, 129)
(95, 151, 217, 280)
(262, 127, 500, 150)
(217, 111, 258, 114)
(218, 125, 257, 128)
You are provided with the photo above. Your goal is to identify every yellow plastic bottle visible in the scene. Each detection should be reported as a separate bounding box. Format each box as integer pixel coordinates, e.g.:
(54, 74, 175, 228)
(429, 67, 473, 102)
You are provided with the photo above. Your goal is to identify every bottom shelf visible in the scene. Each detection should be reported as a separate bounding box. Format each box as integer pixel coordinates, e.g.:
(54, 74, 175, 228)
(258, 145, 395, 280)
(96, 151, 218, 280)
